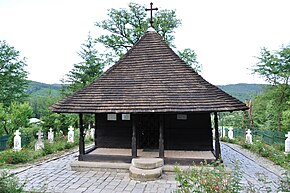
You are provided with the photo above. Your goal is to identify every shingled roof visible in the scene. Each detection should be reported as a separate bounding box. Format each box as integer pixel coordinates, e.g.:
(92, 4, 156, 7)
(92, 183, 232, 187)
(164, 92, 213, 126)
(51, 29, 248, 113)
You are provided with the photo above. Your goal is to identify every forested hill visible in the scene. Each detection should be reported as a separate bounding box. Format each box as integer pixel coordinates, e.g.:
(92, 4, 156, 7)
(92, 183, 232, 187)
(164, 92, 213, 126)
(217, 83, 267, 102)
(27, 81, 62, 97)
(27, 81, 267, 101)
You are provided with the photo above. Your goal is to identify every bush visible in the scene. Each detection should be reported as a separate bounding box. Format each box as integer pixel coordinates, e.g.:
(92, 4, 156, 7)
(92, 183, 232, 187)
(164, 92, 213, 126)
(174, 161, 243, 193)
(0, 171, 24, 193)
(0, 149, 37, 164)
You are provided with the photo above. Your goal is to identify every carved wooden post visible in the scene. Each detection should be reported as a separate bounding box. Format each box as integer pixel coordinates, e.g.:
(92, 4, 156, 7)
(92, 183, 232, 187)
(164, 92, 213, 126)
(159, 114, 164, 158)
(79, 113, 85, 161)
(94, 114, 98, 147)
(132, 114, 137, 158)
(214, 112, 221, 160)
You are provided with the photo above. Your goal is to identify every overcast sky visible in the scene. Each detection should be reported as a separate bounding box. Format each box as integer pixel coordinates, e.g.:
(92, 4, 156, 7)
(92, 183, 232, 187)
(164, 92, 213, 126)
(1, 0, 290, 85)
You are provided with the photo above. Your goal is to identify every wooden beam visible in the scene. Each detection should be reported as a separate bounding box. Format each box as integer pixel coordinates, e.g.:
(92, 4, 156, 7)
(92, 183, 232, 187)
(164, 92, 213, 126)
(132, 114, 137, 158)
(79, 113, 85, 161)
(214, 112, 221, 160)
(159, 114, 164, 158)
(94, 114, 97, 147)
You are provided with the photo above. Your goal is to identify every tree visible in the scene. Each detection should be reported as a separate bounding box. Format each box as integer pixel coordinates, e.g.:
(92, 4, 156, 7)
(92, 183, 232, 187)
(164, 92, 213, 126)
(62, 33, 106, 95)
(0, 102, 32, 135)
(0, 40, 28, 107)
(95, 2, 201, 71)
(253, 45, 290, 131)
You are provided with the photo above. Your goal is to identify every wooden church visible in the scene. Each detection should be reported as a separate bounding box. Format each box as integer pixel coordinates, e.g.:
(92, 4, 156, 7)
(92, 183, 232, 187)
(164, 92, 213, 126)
(51, 11, 248, 164)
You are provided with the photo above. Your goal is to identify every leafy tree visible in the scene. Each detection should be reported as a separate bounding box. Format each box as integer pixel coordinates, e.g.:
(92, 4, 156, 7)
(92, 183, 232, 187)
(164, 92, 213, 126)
(0, 40, 28, 107)
(0, 102, 32, 135)
(253, 45, 290, 131)
(95, 2, 201, 71)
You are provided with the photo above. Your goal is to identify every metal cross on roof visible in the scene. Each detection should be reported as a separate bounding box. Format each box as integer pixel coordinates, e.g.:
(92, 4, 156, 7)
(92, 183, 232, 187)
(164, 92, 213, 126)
(145, 2, 158, 27)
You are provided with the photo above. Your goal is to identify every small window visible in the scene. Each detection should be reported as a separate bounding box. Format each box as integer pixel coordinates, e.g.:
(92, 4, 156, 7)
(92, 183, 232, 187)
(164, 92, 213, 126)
(122, 114, 130, 120)
(107, 114, 117, 121)
(177, 114, 187, 120)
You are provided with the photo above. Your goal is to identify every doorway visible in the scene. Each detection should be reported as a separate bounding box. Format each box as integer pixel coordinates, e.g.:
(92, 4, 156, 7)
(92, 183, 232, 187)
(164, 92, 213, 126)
(137, 114, 159, 149)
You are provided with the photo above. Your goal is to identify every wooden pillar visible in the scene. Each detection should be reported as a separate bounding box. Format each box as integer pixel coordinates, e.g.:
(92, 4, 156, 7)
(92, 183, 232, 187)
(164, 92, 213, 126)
(159, 114, 164, 158)
(79, 113, 85, 161)
(94, 114, 97, 147)
(132, 114, 137, 158)
(214, 112, 221, 160)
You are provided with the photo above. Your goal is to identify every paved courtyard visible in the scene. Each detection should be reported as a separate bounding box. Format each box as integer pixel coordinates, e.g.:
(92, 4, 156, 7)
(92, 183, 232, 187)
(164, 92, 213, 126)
(13, 143, 285, 193)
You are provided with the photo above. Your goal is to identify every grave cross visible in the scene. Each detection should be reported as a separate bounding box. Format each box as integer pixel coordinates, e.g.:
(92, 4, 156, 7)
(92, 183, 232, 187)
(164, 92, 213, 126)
(145, 2, 158, 27)
(36, 130, 43, 141)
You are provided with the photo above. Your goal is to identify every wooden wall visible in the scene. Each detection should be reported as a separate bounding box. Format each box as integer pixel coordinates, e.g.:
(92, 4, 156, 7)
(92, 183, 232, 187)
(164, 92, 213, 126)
(164, 113, 213, 151)
(96, 114, 132, 148)
(96, 113, 213, 151)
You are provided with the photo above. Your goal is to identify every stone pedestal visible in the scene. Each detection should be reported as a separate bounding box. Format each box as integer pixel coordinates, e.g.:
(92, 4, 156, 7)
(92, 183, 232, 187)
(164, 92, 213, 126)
(129, 158, 163, 181)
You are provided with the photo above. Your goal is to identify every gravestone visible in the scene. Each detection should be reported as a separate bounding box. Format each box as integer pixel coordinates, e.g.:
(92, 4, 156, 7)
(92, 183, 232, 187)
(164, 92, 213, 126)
(13, 130, 22, 151)
(245, 129, 253, 144)
(285, 131, 290, 154)
(35, 130, 44, 150)
(85, 124, 91, 139)
(228, 127, 234, 139)
(48, 128, 54, 143)
(68, 126, 74, 143)
(90, 126, 95, 139)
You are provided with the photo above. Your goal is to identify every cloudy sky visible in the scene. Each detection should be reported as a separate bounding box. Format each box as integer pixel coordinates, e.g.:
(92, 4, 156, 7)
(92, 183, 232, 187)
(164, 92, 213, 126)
(1, 0, 290, 85)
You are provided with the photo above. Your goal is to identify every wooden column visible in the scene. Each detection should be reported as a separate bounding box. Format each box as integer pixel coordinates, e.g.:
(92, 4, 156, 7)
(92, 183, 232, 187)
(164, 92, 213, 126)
(94, 114, 97, 147)
(214, 112, 221, 160)
(159, 114, 164, 158)
(132, 114, 137, 158)
(79, 113, 85, 161)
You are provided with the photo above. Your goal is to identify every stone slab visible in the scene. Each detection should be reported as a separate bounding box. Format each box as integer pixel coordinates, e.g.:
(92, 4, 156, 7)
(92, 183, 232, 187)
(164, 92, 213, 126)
(129, 166, 162, 181)
(131, 158, 163, 169)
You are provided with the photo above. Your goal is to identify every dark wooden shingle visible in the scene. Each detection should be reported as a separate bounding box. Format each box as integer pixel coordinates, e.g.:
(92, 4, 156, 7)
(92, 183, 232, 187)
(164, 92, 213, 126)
(51, 30, 248, 113)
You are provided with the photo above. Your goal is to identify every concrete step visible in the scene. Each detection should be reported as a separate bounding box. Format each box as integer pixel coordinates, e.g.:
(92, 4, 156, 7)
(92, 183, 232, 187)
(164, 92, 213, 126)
(129, 166, 162, 181)
(131, 158, 164, 169)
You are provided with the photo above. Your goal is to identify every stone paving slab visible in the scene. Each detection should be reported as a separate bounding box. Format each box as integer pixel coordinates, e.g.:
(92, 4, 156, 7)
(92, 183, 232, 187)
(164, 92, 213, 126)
(12, 142, 286, 193)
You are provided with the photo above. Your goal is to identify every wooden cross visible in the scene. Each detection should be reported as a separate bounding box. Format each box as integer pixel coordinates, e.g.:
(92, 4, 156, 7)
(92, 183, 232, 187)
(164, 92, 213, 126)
(145, 2, 158, 27)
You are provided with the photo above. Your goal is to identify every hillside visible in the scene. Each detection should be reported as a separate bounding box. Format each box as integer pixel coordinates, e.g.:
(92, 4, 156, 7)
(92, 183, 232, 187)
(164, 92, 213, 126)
(27, 81, 62, 97)
(217, 83, 267, 102)
(27, 81, 266, 101)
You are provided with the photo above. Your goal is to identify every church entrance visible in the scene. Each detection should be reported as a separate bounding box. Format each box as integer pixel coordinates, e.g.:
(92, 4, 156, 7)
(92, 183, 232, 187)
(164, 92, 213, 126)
(137, 114, 159, 149)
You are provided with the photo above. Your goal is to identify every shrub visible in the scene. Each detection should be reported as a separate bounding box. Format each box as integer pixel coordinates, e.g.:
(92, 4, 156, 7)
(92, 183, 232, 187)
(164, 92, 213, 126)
(0, 171, 24, 193)
(0, 149, 36, 164)
(174, 161, 243, 193)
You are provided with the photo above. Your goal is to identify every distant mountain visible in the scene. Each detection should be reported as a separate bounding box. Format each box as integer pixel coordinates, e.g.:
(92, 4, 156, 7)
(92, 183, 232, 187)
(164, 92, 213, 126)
(27, 81, 62, 97)
(27, 81, 266, 101)
(217, 83, 267, 102)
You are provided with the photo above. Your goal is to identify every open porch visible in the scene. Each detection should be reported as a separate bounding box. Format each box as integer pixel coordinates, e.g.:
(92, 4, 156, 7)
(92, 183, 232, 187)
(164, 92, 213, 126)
(81, 147, 216, 165)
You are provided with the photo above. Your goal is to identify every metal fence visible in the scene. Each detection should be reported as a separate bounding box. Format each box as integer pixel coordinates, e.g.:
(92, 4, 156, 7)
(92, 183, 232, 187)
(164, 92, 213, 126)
(226, 128, 286, 145)
(0, 135, 10, 151)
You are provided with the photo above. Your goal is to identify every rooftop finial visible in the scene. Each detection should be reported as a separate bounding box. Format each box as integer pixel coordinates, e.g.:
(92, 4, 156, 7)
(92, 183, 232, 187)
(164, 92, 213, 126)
(145, 2, 158, 27)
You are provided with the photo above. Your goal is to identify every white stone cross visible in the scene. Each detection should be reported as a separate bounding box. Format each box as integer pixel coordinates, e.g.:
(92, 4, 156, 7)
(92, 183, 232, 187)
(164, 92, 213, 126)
(228, 127, 234, 139)
(48, 128, 54, 143)
(245, 129, 253, 144)
(35, 130, 44, 150)
(285, 131, 290, 154)
(90, 126, 95, 140)
(13, 130, 22, 151)
(68, 126, 74, 143)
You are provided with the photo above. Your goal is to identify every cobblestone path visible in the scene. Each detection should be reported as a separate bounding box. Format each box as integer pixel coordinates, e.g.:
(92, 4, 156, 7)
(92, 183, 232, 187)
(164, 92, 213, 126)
(14, 143, 286, 193)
